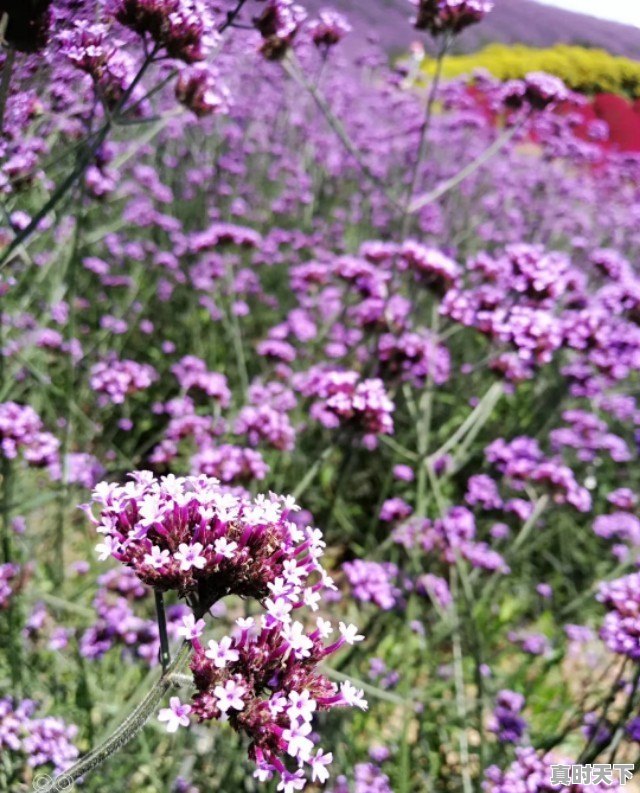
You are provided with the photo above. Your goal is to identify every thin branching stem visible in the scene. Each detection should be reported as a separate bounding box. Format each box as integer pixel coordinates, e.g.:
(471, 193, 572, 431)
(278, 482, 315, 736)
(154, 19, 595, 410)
(41, 641, 193, 791)
(408, 114, 530, 214)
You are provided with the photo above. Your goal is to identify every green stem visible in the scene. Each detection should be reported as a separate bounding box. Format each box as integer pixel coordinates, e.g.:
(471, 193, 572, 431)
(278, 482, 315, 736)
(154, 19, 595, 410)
(400, 33, 449, 237)
(450, 570, 474, 793)
(283, 54, 404, 212)
(42, 641, 192, 791)
(408, 115, 529, 215)
(0, 47, 159, 269)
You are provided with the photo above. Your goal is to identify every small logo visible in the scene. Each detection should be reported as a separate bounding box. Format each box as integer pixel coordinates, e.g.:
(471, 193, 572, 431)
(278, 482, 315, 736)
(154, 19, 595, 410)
(32, 773, 74, 791)
(550, 764, 635, 787)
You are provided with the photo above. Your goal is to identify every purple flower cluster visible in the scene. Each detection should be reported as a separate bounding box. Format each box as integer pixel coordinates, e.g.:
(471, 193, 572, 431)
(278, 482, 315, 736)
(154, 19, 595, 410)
(90, 357, 158, 406)
(399, 240, 460, 296)
(328, 762, 392, 793)
(186, 615, 365, 791)
(416, 573, 452, 609)
(486, 436, 591, 512)
(0, 402, 59, 467)
(0, 697, 78, 776)
(550, 410, 630, 464)
(171, 356, 231, 406)
(378, 330, 451, 387)
(175, 63, 230, 117)
(503, 72, 570, 112)
(343, 560, 402, 610)
(487, 690, 527, 744)
(394, 506, 509, 573)
(80, 568, 189, 663)
(191, 444, 269, 483)
(308, 10, 351, 51)
(294, 368, 394, 445)
(483, 747, 620, 792)
(234, 404, 296, 451)
(598, 573, 640, 660)
(254, 0, 307, 60)
(86, 472, 336, 614)
(0, 563, 22, 610)
(49, 452, 106, 489)
(114, 0, 219, 63)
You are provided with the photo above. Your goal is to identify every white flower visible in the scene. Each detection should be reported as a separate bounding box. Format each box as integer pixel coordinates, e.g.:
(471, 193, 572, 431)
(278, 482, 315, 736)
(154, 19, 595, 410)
(276, 770, 306, 793)
(205, 636, 239, 668)
(283, 621, 313, 658)
(213, 537, 238, 559)
(339, 622, 364, 645)
(177, 613, 206, 640)
(316, 617, 333, 639)
(95, 536, 117, 561)
(158, 697, 191, 733)
(287, 690, 317, 723)
(303, 589, 321, 611)
(144, 545, 170, 569)
(282, 720, 314, 760)
(340, 681, 368, 711)
(174, 541, 206, 571)
(265, 597, 293, 624)
(214, 679, 246, 712)
(310, 749, 333, 784)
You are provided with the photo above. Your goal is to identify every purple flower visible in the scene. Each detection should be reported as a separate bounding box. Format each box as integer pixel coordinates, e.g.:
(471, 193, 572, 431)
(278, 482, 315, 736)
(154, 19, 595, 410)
(487, 690, 527, 744)
(158, 697, 192, 733)
(598, 573, 640, 660)
(343, 559, 402, 611)
(177, 613, 206, 640)
(0, 697, 78, 774)
(89, 357, 157, 406)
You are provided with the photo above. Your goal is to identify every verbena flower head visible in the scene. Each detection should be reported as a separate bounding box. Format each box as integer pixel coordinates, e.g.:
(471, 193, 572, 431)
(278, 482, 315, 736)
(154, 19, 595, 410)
(85, 472, 329, 615)
(410, 0, 494, 36)
(0, 697, 78, 776)
(483, 747, 621, 792)
(0, 402, 59, 467)
(114, 0, 219, 63)
(598, 573, 640, 660)
(90, 357, 158, 406)
(187, 614, 366, 791)
(294, 368, 394, 444)
(308, 9, 351, 51)
(487, 690, 527, 744)
(503, 72, 569, 112)
(254, 0, 307, 60)
(343, 559, 402, 611)
(175, 64, 230, 117)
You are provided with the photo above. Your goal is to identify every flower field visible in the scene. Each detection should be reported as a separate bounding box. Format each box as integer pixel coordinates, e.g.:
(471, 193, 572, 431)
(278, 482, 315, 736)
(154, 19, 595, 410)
(2, 1, 640, 792)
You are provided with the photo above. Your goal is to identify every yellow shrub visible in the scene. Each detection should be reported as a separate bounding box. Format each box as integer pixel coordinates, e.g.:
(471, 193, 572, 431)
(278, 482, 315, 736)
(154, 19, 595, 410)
(421, 43, 640, 98)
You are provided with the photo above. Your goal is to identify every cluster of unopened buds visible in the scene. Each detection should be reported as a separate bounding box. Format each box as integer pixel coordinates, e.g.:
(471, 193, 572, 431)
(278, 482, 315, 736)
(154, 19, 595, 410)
(308, 10, 351, 52)
(254, 0, 307, 61)
(502, 71, 570, 111)
(114, 0, 219, 63)
(87, 472, 366, 790)
(410, 0, 494, 36)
